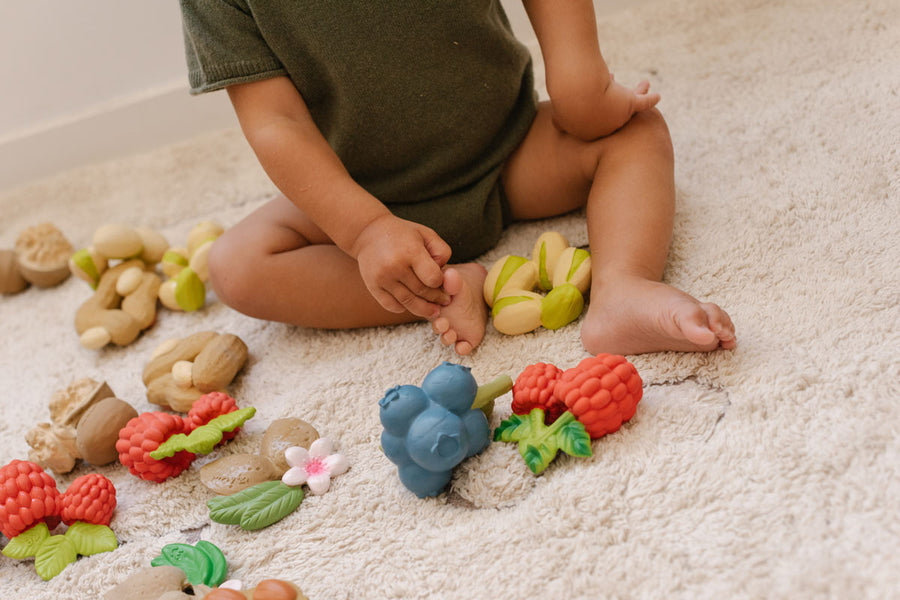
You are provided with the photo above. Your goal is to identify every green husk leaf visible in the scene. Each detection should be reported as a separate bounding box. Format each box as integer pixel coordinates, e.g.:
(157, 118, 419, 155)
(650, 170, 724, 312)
(208, 479, 283, 525)
(151, 407, 256, 459)
(494, 409, 592, 475)
(239, 481, 304, 531)
(152, 543, 211, 586)
(64, 522, 118, 556)
(492, 255, 530, 302)
(174, 267, 206, 311)
(34, 535, 78, 581)
(1, 522, 50, 559)
(567, 248, 590, 280)
(538, 242, 552, 290)
(194, 540, 228, 587)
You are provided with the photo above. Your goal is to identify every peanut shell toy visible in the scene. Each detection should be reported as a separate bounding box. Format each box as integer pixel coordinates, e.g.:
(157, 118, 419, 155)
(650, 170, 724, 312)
(143, 331, 249, 412)
(483, 232, 591, 335)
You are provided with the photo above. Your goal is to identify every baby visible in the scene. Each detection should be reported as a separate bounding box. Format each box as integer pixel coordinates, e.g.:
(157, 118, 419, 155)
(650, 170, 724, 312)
(180, 0, 736, 356)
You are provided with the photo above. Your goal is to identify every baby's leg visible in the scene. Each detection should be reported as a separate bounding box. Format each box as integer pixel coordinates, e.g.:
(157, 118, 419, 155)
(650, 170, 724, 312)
(208, 195, 488, 354)
(501, 103, 736, 355)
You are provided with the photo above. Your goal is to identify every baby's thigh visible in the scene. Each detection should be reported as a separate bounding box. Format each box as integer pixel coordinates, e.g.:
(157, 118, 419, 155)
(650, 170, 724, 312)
(500, 102, 599, 221)
(221, 194, 333, 255)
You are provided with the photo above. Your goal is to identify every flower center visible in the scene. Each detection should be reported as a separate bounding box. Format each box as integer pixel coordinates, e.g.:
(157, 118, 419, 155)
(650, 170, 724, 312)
(305, 457, 327, 476)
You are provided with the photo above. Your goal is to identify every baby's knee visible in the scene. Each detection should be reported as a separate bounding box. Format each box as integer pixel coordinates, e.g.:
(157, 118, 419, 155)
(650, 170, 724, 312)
(625, 108, 674, 159)
(206, 234, 253, 311)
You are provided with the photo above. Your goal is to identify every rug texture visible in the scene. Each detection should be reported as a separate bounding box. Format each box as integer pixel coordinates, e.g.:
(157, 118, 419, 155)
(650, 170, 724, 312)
(1, 0, 898, 597)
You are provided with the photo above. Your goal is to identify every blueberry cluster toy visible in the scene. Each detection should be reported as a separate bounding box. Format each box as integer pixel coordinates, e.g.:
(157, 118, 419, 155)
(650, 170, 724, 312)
(379, 362, 493, 498)
(483, 231, 591, 335)
(0, 460, 118, 580)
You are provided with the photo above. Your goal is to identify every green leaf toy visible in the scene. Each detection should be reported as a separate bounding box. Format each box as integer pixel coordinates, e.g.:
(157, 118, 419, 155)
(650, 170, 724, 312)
(208, 479, 305, 531)
(151, 540, 228, 587)
(494, 408, 592, 475)
(150, 407, 256, 459)
(34, 535, 78, 581)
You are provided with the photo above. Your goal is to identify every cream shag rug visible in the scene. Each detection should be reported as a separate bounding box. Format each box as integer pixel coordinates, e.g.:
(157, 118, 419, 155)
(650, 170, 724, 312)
(1, 0, 898, 597)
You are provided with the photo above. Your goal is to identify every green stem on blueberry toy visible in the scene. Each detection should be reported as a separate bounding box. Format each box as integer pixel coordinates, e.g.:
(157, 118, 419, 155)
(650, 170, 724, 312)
(494, 409, 592, 475)
(472, 375, 513, 421)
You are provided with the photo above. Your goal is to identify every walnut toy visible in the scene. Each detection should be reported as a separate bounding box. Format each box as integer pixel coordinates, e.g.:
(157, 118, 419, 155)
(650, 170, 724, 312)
(24, 378, 138, 474)
(1, 223, 73, 294)
(143, 331, 249, 412)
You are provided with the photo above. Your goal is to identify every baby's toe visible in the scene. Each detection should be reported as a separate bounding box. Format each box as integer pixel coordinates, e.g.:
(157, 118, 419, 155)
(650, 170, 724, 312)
(441, 329, 458, 346)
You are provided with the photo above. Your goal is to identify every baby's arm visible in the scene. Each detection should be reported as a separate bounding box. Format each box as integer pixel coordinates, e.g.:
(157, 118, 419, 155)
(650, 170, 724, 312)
(226, 77, 451, 318)
(524, 0, 660, 139)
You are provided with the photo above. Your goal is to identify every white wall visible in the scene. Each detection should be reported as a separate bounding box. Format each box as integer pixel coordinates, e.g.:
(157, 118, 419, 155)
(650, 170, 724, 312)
(0, 1, 640, 193)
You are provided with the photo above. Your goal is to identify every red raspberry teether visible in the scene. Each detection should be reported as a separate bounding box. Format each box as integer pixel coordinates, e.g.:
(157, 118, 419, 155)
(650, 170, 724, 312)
(116, 412, 196, 482)
(0, 460, 61, 539)
(552, 353, 643, 439)
(511, 362, 566, 424)
(60, 473, 117, 526)
(187, 392, 240, 441)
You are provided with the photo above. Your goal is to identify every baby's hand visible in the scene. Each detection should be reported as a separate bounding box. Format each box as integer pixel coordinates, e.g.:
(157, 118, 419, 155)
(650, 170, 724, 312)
(351, 214, 451, 319)
(552, 75, 661, 140)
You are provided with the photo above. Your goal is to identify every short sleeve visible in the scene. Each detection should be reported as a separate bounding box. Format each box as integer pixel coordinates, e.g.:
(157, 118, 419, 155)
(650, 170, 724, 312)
(180, 0, 287, 94)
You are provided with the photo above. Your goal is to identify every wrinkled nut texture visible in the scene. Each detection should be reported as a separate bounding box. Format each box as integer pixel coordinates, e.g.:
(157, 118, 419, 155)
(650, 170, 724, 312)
(26, 422, 78, 473)
(260, 418, 320, 475)
(200, 454, 278, 495)
(49, 378, 115, 427)
(15, 222, 74, 287)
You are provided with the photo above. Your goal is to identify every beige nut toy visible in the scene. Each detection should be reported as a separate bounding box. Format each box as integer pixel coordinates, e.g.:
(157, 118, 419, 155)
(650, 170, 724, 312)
(483, 231, 592, 335)
(143, 331, 249, 412)
(25, 378, 138, 473)
(12, 222, 74, 288)
(74, 259, 162, 349)
(157, 221, 224, 312)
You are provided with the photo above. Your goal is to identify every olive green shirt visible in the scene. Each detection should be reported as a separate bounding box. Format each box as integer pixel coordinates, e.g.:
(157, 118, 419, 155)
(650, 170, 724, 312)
(181, 0, 537, 260)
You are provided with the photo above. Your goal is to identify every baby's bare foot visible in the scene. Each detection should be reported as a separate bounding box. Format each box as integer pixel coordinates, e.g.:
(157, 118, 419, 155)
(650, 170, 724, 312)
(430, 263, 488, 356)
(582, 276, 736, 355)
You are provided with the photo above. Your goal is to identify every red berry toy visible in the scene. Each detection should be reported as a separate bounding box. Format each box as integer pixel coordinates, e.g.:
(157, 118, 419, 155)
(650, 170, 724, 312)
(552, 353, 643, 439)
(0, 460, 61, 539)
(59, 473, 117, 526)
(187, 392, 240, 441)
(511, 362, 566, 424)
(116, 411, 196, 483)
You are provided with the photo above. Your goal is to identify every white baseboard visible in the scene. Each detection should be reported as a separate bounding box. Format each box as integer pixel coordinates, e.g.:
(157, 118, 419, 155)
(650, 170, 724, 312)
(0, 83, 238, 193)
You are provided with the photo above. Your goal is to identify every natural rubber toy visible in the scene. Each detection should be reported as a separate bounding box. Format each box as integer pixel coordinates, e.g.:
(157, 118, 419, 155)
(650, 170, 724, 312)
(513, 354, 643, 438)
(151, 540, 228, 588)
(494, 409, 592, 475)
(1, 461, 118, 580)
(116, 392, 247, 483)
(143, 331, 249, 412)
(378, 362, 494, 498)
(157, 221, 224, 312)
(208, 438, 348, 530)
(483, 232, 592, 335)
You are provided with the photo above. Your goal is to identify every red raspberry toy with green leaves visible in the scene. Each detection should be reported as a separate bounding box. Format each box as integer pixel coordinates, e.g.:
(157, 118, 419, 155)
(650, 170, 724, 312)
(187, 391, 240, 441)
(552, 353, 643, 439)
(511, 362, 566, 424)
(116, 411, 196, 483)
(1, 461, 118, 580)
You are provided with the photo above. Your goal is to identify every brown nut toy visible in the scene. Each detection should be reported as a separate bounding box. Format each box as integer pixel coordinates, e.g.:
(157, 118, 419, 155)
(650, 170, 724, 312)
(143, 331, 249, 412)
(25, 378, 136, 473)
(75, 259, 162, 349)
(14, 222, 74, 287)
(0, 248, 28, 294)
(203, 579, 307, 600)
(104, 566, 212, 600)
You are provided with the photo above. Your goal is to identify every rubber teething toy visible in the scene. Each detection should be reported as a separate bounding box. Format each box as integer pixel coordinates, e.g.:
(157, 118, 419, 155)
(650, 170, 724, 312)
(379, 362, 509, 498)
(13, 223, 74, 288)
(104, 566, 307, 600)
(513, 354, 643, 438)
(494, 409, 592, 475)
(207, 437, 348, 530)
(142, 330, 249, 412)
(151, 540, 228, 588)
(157, 221, 224, 312)
(1, 461, 118, 580)
(483, 232, 591, 335)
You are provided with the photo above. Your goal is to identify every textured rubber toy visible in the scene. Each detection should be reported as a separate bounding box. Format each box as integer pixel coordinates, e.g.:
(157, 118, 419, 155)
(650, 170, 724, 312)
(0, 460, 61, 539)
(552, 353, 643, 439)
(116, 412, 196, 482)
(511, 362, 566, 424)
(59, 473, 117, 526)
(187, 391, 240, 441)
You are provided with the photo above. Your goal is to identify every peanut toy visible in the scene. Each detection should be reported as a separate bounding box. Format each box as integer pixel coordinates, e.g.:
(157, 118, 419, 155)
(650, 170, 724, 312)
(143, 331, 249, 412)
(483, 231, 592, 335)
(25, 378, 137, 474)
(104, 566, 307, 600)
(157, 220, 224, 312)
(1, 223, 73, 293)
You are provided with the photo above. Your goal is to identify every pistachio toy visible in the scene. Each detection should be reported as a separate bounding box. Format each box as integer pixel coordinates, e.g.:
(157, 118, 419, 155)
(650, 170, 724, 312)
(69, 223, 170, 289)
(482, 231, 592, 335)
(157, 221, 224, 312)
(143, 331, 249, 412)
(25, 378, 137, 474)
